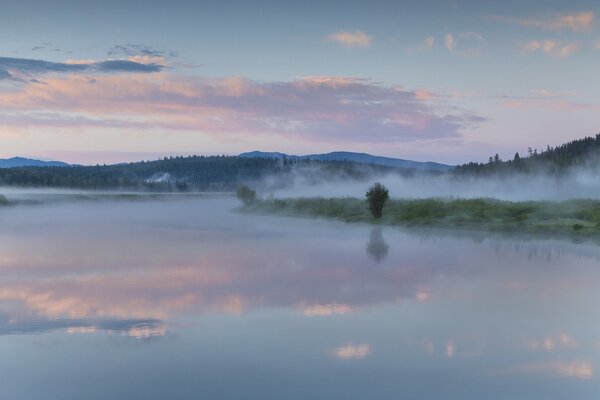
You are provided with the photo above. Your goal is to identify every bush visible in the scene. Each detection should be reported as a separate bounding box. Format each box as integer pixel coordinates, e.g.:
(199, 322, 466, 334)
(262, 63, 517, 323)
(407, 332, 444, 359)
(236, 184, 256, 205)
(573, 223, 584, 231)
(398, 199, 446, 223)
(365, 182, 389, 218)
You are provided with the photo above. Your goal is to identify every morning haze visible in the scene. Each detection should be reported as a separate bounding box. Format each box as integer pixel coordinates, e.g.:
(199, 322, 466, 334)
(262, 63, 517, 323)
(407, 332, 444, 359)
(1, 0, 600, 399)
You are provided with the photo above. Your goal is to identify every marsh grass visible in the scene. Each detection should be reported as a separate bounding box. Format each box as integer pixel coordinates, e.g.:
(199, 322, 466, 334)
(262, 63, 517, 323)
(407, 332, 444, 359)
(243, 197, 600, 236)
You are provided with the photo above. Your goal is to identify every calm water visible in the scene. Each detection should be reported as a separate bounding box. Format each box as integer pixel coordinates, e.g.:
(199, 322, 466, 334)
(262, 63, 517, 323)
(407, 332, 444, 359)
(1, 195, 600, 399)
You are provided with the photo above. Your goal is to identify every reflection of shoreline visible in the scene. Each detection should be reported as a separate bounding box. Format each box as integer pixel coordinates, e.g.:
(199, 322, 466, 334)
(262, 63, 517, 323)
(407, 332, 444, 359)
(2, 197, 600, 339)
(245, 197, 600, 242)
(1, 232, 600, 337)
(400, 226, 600, 263)
(406, 224, 595, 244)
(0, 316, 165, 338)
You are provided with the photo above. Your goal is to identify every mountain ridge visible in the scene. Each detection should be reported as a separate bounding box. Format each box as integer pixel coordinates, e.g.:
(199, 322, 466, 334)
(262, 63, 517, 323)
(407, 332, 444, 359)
(239, 151, 452, 171)
(0, 157, 70, 168)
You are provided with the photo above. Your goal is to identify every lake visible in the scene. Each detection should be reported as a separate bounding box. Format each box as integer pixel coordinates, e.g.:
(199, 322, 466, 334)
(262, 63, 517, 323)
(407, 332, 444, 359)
(0, 194, 599, 399)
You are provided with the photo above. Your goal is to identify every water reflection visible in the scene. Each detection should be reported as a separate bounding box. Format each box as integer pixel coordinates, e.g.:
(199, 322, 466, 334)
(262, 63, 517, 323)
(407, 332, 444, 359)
(501, 360, 594, 380)
(366, 227, 389, 262)
(330, 344, 372, 360)
(1, 196, 600, 398)
(0, 313, 164, 338)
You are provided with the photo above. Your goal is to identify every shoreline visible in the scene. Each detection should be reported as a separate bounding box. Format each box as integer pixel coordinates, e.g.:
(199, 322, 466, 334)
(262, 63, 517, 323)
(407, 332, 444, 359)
(241, 197, 600, 239)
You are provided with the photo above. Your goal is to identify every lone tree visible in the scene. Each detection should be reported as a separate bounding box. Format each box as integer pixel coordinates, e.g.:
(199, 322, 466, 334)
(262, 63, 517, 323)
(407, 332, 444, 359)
(236, 184, 257, 205)
(365, 182, 389, 218)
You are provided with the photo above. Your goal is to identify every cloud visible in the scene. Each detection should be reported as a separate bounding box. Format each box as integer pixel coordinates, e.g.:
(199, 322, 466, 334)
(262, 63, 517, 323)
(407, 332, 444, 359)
(108, 43, 175, 57)
(445, 32, 484, 56)
(327, 31, 372, 48)
(31, 42, 62, 52)
(0, 68, 11, 80)
(415, 89, 434, 100)
(0, 56, 163, 80)
(95, 60, 163, 72)
(521, 40, 579, 57)
(490, 12, 594, 32)
(501, 97, 600, 111)
(424, 36, 435, 49)
(407, 36, 435, 53)
(0, 73, 484, 144)
(498, 88, 599, 111)
(107, 43, 177, 65)
(445, 33, 455, 51)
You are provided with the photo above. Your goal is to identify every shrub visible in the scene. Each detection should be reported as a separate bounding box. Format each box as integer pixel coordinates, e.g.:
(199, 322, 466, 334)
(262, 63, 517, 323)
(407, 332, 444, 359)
(236, 184, 256, 205)
(398, 199, 446, 223)
(365, 182, 389, 218)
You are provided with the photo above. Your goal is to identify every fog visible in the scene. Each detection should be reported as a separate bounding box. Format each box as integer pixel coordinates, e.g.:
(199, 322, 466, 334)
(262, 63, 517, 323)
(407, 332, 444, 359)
(2, 192, 600, 398)
(1, 193, 599, 324)
(1, 192, 600, 327)
(264, 166, 600, 201)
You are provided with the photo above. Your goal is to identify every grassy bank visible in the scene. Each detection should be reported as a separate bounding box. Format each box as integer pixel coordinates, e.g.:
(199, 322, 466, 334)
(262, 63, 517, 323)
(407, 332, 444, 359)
(243, 197, 600, 236)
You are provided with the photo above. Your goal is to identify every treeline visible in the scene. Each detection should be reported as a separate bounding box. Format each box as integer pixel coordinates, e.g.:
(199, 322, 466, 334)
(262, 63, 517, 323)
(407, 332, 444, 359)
(0, 155, 400, 191)
(455, 133, 600, 175)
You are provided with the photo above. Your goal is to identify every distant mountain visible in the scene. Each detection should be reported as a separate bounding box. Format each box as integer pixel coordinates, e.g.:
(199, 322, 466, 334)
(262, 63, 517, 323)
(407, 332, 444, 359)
(0, 155, 395, 190)
(239, 151, 293, 159)
(239, 151, 452, 171)
(0, 157, 69, 168)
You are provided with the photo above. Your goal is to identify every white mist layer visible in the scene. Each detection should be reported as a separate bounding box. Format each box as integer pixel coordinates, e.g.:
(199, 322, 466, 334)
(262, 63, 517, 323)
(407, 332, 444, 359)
(267, 169, 600, 201)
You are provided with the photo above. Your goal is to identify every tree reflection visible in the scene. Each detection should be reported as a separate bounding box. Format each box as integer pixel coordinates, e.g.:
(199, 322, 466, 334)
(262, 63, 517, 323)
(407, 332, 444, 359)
(366, 227, 389, 262)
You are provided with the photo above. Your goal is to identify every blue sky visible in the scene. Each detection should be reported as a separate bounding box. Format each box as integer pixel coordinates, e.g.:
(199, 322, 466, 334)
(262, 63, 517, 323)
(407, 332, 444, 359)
(1, 0, 599, 164)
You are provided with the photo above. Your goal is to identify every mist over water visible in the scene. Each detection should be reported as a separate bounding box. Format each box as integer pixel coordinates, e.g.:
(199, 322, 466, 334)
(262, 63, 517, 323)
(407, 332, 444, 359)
(1, 192, 600, 399)
(267, 168, 600, 201)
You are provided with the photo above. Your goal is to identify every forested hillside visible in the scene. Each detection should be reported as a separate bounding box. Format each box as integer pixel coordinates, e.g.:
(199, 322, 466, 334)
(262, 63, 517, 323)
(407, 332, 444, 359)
(3, 133, 599, 191)
(0, 155, 402, 191)
(455, 134, 600, 175)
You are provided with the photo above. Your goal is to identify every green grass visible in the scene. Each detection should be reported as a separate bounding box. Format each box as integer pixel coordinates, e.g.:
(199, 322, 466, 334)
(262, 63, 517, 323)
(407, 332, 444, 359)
(242, 197, 600, 237)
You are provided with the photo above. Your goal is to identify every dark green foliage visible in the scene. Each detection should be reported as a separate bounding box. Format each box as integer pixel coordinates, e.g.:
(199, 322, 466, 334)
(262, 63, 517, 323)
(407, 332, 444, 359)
(236, 184, 257, 205)
(0, 156, 401, 191)
(245, 196, 600, 237)
(365, 182, 389, 218)
(396, 199, 446, 223)
(455, 133, 600, 175)
(0, 156, 291, 191)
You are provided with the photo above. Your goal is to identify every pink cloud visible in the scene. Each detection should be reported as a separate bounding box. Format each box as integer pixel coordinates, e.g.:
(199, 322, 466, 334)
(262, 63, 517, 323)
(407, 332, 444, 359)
(501, 97, 600, 111)
(445, 33, 455, 51)
(326, 30, 372, 48)
(491, 12, 594, 32)
(0, 72, 482, 144)
(445, 32, 485, 56)
(424, 36, 435, 49)
(415, 89, 435, 100)
(521, 40, 579, 57)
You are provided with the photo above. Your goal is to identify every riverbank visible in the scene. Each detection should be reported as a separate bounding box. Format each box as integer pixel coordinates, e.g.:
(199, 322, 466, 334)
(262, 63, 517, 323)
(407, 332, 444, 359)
(242, 197, 600, 236)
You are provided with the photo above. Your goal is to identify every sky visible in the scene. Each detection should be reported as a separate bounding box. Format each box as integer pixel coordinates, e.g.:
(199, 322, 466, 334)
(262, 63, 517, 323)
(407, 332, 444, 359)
(1, 0, 600, 165)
